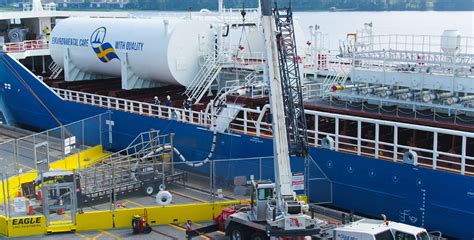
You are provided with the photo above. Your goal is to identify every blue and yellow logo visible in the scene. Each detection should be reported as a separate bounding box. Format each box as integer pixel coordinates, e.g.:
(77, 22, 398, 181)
(90, 27, 119, 63)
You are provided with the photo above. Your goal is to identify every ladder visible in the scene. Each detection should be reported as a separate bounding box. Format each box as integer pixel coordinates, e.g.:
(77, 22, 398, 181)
(274, 6, 309, 157)
(48, 61, 63, 79)
(321, 66, 349, 96)
(185, 52, 223, 104)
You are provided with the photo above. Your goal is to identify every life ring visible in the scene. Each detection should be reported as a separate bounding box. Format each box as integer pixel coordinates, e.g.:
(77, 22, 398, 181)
(156, 191, 172, 206)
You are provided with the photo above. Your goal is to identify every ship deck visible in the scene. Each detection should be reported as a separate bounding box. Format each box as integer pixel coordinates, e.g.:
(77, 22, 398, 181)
(44, 77, 474, 133)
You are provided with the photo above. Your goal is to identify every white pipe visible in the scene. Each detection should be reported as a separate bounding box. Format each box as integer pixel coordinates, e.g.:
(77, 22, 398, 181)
(423, 92, 453, 103)
(446, 95, 474, 105)
(385, 88, 410, 97)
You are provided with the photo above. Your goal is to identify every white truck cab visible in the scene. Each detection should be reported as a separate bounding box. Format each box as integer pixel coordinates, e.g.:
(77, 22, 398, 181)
(334, 219, 431, 240)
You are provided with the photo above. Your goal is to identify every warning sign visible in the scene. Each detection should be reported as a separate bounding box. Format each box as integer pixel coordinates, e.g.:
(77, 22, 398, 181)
(13, 197, 26, 213)
(292, 173, 305, 191)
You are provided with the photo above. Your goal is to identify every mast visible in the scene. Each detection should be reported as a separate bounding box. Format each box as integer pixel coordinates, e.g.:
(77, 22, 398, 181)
(32, 0, 44, 12)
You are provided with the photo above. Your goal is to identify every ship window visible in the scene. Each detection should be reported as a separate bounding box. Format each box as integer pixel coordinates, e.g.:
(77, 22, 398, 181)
(375, 230, 394, 240)
(395, 231, 416, 240)
(257, 188, 273, 200)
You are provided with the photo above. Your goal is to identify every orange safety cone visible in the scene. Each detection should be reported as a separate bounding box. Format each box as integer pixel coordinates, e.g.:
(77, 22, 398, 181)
(36, 189, 42, 201)
(27, 201, 34, 215)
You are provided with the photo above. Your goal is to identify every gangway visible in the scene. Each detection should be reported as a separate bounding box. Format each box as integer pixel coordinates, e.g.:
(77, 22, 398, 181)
(27, 131, 187, 207)
(77, 131, 186, 206)
(210, 103, 242, 133)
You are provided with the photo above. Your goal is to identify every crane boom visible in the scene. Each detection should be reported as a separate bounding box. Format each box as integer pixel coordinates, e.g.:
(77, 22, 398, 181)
(274, 4, 309, 158)
(261, 0, 294, 199)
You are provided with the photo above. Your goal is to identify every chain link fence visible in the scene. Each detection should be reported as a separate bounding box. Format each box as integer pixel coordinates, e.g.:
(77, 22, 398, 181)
(0, 112, 110, 218)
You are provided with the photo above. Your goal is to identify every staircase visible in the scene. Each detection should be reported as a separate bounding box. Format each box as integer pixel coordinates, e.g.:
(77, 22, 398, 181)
(48, 61, 63, 79)
(185, 52, 223, 104)
(79, 130, 166, 194)
(208, 71, 261, 133)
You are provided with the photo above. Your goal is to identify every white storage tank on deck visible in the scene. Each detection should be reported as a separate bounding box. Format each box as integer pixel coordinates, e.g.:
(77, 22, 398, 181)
(440, 30, 461, 54)
(50, 17, 214, 87)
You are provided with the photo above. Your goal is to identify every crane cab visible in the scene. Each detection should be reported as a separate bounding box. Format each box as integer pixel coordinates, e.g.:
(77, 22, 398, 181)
(250, 180, 275, 222)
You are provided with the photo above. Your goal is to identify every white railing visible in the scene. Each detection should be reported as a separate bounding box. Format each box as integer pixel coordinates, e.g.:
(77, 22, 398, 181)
(53, 88, 213, 127)
(220, 8, 260, 24)
(53, 87, 474, 176)
(302, 82, 323, 100)
(346, 34, 474, 55)
(4, 40, 48, 53)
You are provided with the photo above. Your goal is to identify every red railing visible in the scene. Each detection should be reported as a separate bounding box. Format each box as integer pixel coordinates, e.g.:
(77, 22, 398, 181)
(4, 40, 48, 53)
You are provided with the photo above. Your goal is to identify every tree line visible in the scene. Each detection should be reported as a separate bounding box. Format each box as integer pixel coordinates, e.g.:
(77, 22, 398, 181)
(125, 0, 473, 11)
(1, 0, 473, 11)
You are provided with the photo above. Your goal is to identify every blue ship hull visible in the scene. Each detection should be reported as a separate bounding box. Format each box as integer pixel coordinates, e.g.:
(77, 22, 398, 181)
(0, 54, 472, 239)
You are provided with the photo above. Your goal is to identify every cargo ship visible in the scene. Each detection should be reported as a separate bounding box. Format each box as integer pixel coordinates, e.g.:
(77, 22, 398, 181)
(0, 1, 472, 239)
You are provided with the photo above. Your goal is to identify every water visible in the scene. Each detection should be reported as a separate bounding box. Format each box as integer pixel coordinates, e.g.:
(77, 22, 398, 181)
(295, 11, 474, 50)
(133, 10, 473, 51)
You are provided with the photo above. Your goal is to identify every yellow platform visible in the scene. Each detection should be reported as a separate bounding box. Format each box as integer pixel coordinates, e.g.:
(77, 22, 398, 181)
(0, 145, 108, 203)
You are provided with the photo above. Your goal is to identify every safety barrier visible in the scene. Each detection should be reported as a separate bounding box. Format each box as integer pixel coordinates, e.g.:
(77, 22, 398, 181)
(7, 215, 46, 237)
(113, 200, 248, 228)
(76, 211, 113, 231)
(0, 215, 6, 236)
(0, 200, 249, 237)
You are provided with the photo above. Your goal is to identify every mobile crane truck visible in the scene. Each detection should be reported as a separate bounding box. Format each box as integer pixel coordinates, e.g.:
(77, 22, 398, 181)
(187, 0, 437, 239)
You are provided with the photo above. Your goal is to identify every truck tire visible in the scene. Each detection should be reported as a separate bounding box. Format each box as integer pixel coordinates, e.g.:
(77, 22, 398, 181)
(144, 184, 155, 196)
(250, 231, 268, 240)
(229, 225, 249, 240)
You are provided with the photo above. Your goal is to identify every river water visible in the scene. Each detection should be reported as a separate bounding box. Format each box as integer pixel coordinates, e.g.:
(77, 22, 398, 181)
(134, 10, 473, 51)
(296, 11, 473, 50)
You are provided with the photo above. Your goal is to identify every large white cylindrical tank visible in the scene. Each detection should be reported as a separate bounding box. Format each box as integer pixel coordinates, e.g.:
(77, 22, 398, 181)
(50, 17, 214, 86)
(440, 30, 461, 54)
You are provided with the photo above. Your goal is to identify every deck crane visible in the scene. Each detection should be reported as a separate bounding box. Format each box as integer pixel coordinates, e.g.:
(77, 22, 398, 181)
(256, 0, 319, 234)
(189, 0, 323, 239)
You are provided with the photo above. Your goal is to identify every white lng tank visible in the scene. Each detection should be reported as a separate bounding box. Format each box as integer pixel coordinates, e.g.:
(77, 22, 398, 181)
(50, 17, 215, 86)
